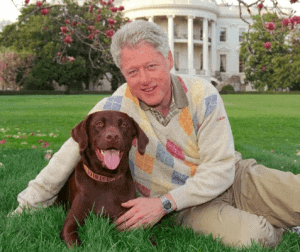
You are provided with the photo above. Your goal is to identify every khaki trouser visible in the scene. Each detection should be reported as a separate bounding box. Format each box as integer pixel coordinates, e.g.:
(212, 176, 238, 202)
(175, 158, 300, 249)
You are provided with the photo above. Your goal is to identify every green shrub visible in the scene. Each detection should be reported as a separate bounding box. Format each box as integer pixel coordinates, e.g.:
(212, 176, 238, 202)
(220, 84, 235, 94)
(222, 84, 235, 91)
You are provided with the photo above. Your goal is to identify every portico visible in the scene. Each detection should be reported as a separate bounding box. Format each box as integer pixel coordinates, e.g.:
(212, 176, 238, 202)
(132, 15, 218, 80)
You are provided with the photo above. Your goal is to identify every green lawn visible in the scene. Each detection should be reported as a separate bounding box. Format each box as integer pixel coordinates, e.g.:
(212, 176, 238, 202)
(0, 94, 300, 252)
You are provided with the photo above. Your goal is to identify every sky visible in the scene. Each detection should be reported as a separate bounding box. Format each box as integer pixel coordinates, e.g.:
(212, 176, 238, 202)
(1, 0, 300, 23)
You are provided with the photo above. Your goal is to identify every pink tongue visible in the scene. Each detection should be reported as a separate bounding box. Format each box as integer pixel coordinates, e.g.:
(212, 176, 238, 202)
(102, 149, 120, 170)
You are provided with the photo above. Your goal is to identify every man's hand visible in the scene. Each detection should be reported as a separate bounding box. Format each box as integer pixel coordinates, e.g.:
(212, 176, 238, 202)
(114, 197, 165, 231)
(114, 194, 177, 231)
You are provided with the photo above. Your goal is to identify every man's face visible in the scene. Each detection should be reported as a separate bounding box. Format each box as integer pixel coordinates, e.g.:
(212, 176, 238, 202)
(120, 42, 174, 110)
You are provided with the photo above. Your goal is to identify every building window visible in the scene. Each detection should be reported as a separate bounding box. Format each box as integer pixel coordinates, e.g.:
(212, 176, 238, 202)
(239, 56, 244, 73)
(200, 28, 203, 40)
(174, 52, 179, 71)
(174, 24, 178, 38)
(220, 54, 226, 72)
(220, 28, 226, 42)
(239, 28, 246, 42)
(200, 53, 203, 70)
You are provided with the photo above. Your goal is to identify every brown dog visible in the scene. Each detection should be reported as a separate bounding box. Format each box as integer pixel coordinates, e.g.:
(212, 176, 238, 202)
(55, 111, 149, 248)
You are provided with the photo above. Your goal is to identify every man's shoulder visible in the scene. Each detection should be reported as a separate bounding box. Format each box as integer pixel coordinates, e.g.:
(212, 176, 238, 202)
(111, 82, 128, 96)
(176, 74, 218, 95)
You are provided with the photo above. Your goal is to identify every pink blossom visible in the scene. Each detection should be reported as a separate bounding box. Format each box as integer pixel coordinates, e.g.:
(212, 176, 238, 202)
(262, 66, 266, 72)
(71, 22, 77, 27)
(263, 41, 271, 49)
(108, 18, 116, 25)
(42, 142, 50, 148)
(266, 22, 276, 31)
(282, 18, 291, 26)
(105, 29, 115, 38)
(96, 15, 102, 23)
(57, 52, 61, 57)
(32, 145, 36, 149)
(64, 36, 73, 44)
(40, 8, 49, 16)
(36, 1, 42, 7)
(60, 26, 68, 34)
(44, 153, 52, 160)
(291, 15, 300, 24)
(68, 56, 76, 62)
(88, 34, 95, 40)
(97, 8, 102, 14)
(110, 7, 118, 13)
(89, 4, 94, 13)
(0, 140, 6, 144)
(88, 25, 95, 32)
(119, 6, 124, 11)
(257, 3, 263, 10)
(25, 0, 30, 4)
(65, 19, 70, 24)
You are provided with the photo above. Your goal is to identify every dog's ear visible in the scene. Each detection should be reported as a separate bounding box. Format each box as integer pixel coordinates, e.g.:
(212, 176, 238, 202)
(130, 117, 149, 155)
(71, 114, 93, 152)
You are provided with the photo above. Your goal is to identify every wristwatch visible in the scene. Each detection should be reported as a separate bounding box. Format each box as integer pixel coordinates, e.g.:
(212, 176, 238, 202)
(160, 195, 173, 214)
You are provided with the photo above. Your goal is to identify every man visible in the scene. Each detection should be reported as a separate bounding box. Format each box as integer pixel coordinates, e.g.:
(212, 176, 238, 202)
(10, 20, 300, 249)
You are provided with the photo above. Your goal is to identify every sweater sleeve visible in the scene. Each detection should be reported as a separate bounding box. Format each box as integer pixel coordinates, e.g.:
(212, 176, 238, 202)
(169, 87, 236, 211)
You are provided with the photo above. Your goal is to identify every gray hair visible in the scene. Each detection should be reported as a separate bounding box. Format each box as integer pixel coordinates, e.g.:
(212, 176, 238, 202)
(110, 20, 170, 70)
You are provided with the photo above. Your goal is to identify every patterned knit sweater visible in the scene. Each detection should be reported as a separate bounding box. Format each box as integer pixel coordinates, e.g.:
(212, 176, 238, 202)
(87, 74, 237, 211)
(17, 73, 242, 212)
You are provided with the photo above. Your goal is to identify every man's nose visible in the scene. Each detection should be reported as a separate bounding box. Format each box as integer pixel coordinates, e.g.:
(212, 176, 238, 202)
(139, 68, 150, 84)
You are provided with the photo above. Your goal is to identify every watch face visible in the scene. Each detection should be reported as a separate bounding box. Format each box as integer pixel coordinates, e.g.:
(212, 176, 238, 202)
(164, 201, 171, 210)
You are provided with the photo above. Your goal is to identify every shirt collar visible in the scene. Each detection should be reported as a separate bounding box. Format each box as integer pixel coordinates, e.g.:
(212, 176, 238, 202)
(139, 73, 189, 111)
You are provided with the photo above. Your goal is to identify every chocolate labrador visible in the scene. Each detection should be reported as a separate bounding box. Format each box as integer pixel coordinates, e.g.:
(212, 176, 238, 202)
(55, 111, 149, 248)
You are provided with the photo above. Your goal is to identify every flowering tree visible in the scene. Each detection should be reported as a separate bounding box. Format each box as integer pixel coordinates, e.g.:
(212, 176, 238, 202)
(233, 0, 300, 90)
(5, 0, 129, 91)
(0, 50, 36, 90)
(239, 12, 300, 91)
(6, 0, 299, 91)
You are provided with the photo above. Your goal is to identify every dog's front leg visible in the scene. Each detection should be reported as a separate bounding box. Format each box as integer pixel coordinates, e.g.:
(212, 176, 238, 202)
(60, 196, 89, 248)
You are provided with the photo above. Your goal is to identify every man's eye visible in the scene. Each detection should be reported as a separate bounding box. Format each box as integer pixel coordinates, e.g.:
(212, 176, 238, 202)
(129, 70, 136, 74)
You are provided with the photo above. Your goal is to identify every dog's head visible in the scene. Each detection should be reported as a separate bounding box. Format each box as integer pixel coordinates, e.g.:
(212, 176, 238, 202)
(71, 111, 149, 171)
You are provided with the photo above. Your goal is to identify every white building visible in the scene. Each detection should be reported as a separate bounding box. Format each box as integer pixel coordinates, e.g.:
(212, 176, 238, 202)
(24, 0, 295, 92)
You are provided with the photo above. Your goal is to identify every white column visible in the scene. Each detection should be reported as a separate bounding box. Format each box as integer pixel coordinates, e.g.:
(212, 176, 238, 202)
(188, 15, 196, 76)
(168, 15, 175, 74)
(211, 20, 217, 76)
(148, 16, 154, 22)
(203, 18, 210, 76)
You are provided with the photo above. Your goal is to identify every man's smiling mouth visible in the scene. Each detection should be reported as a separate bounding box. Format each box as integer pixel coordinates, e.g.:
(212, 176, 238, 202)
(142, 86, 157, 92)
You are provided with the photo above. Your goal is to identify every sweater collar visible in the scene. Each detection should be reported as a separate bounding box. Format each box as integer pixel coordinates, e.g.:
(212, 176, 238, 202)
(139, 73, 189, 111)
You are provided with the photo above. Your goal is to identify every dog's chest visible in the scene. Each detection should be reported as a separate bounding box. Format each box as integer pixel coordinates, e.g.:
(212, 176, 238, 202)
(78, 179, 135, 220)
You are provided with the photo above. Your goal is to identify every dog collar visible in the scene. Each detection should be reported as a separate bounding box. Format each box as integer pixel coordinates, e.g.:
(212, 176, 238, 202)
(83, 164, 123, 182)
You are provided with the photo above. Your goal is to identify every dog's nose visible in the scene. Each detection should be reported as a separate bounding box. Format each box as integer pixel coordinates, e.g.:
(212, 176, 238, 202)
(104, 131, 121, 144)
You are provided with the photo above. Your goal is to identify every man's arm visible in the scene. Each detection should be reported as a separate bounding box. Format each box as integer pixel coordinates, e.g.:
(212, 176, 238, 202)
(10, 137, 81, 215)
(10, 98, 109, 216)
(169, 87, 236, 211)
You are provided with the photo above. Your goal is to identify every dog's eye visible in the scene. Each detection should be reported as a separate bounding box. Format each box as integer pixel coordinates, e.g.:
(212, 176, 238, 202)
(96, 121, 104, 127)
(121, 122, 128, 128)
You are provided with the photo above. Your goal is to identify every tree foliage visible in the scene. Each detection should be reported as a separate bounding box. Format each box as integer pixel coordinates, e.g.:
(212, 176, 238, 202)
(239, 12, 300, 91)
(0, 0, 127, 91)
